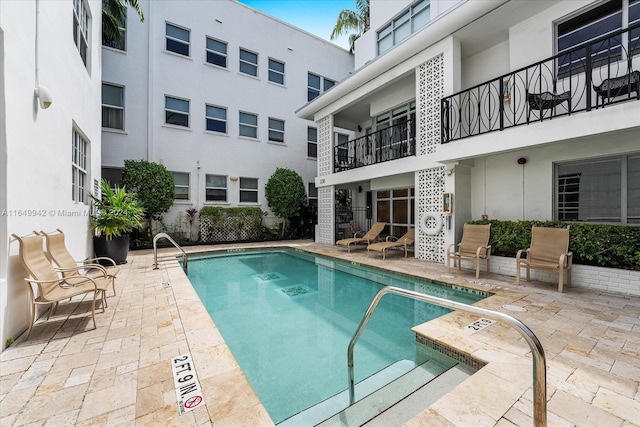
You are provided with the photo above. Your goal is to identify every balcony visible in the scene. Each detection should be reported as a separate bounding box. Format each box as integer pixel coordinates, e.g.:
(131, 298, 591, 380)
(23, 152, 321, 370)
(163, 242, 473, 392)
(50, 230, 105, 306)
(334, 120, 416, 172)
(442, 23, 640, 143)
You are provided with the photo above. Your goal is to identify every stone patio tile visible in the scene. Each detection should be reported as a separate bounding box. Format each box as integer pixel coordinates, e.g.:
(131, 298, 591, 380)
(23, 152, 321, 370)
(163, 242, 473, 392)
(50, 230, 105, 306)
(209, 403, 272, 427)
(199, 370, 261, 422)
(77, 380, 136, 422)
(35, 370, 71, 395)
(13, 384, 88, 426)
(87, 366, 116, 393)
(0, 355, 37, 377)
(105, 404, 136, 426)
(96, 347, 140, 370)
(426, 391, 497, 426)
(49, 350, 100, 373)
(548, 389, 625, 426)
(64, 364, 95, 388)
(568, 365, 638, 399)
(0, 385, 37, 418)
(42, 409, 79, 426)
(405, 407, 457, 426)
(135, 382, 164, 418)
(137, 361, 172, 390)
(11, 358, 55, 391)
(592, 388, 640, 423)
(190, 345, 239, 381)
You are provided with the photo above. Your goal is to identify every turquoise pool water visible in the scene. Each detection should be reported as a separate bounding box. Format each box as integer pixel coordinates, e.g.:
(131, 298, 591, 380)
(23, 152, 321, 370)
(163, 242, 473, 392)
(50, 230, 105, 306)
(187, 249, 485, 424)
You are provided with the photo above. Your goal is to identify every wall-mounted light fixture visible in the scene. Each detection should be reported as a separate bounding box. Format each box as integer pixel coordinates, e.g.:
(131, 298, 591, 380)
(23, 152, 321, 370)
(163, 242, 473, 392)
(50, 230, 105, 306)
(357, 125, 362, 132)
(358, 185, 363, 193)
(230, 176, 238, 181)
(517, 157, 527, 165)
(35, 86, 53, 109)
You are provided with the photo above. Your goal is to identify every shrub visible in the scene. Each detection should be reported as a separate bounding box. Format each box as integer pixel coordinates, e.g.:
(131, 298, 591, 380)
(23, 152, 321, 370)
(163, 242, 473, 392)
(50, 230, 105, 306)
(469, 219, 640, 270)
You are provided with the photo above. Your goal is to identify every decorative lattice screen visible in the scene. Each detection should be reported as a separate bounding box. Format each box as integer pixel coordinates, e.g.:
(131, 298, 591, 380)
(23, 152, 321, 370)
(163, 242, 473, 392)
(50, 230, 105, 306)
(200, 207, 262, 242)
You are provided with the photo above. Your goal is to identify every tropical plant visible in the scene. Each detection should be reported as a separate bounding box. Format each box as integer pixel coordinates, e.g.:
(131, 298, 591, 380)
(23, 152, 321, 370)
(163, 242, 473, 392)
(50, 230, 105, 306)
(330, 0, 370, 53)
(264, 168, 308, 237)
(90, 179, 144, 239)
(185, 207, 198, 241)
(121, 159, 175, 237)
(102, 0, 144, 46)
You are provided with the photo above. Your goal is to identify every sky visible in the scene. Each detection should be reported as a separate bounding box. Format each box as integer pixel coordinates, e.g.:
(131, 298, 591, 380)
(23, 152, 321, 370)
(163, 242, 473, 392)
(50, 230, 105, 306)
(238, 0, 355, 50)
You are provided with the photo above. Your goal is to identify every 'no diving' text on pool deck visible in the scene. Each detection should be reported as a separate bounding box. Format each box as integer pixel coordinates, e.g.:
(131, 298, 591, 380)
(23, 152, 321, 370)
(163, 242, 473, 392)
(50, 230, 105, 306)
(171, 353, 205, 415)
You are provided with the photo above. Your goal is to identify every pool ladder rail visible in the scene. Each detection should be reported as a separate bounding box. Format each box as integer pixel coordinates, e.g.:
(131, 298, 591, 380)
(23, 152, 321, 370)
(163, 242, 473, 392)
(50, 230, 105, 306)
(349, 286, 548, 427)
(152, 232, 188, 272)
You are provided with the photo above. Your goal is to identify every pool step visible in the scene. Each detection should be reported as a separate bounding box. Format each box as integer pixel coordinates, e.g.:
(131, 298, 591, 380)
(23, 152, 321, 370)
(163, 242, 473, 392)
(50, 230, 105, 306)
(317, 362, 473, 427)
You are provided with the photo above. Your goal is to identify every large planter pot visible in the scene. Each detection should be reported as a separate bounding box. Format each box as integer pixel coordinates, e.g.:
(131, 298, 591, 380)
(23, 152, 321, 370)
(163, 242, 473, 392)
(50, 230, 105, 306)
(93, 234, 130, 265)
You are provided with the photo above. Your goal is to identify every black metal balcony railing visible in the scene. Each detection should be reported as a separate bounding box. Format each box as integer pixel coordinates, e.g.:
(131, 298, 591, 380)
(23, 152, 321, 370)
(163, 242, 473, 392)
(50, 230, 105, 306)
(442, 23, 640, 143)
(334, 120, 416, 172)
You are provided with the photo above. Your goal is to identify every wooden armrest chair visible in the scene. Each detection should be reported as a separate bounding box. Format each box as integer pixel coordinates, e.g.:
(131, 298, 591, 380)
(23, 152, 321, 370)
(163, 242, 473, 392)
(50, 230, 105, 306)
(516, 226, 573, 292)
(446, 224, 491, 278)
(336, 222, 387, 253)
(39, 229, 120, 296)
(367, 229, 415, 260)
(12, 234, 112, 339)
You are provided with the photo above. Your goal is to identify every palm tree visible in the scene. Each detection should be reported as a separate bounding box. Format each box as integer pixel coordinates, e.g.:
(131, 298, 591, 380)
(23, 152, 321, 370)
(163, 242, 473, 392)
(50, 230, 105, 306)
(102, 0, 144, 47)
(330, 0, 370, 53)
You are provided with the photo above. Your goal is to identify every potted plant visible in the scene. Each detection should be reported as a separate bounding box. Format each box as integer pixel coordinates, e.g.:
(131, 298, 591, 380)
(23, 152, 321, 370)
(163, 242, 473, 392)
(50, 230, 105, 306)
(90, 179, 144, 264)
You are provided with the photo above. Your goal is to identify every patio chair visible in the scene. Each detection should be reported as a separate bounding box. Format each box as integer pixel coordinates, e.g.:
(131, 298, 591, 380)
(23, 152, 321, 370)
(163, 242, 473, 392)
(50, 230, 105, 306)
(367, 228, 415, 260)
(11, 234, 111, 339)
(446, 224, 491, 279)
(336, 222, 387, 253)
(39, 229, 120, 296)
(516, 226, 573, 292)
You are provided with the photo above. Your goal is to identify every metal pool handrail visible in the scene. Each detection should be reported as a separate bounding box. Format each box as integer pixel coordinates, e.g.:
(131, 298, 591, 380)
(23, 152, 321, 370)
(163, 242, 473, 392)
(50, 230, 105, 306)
(152, 233, 188, 272)
(348, 286, 547, 427)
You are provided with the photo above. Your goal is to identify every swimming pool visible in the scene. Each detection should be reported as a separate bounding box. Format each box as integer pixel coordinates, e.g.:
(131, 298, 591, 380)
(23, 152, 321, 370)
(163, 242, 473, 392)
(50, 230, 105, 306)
(187, 249, 486, 424)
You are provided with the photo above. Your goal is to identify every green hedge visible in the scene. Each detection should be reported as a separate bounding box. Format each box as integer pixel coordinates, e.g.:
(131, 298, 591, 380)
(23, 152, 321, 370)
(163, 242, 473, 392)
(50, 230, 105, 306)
(468, 220, 640, 270)
(200, 207, 263, 242)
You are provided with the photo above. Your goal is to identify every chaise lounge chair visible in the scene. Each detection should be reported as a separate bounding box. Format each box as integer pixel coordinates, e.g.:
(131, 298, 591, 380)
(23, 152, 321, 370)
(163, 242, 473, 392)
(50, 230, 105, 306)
(516, 226, 573, 292)
(336, 221, 386, 253)
(11, 233, 112, 339)
(39, 229, 120, 296)
(367, 228, 415, 260)
(446, 224, 491, 278)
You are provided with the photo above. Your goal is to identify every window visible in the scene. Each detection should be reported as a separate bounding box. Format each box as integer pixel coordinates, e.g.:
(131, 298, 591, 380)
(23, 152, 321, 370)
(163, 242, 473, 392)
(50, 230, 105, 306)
(377, 0, 430, 55)
(268, 118, 285, 143)
(308, 182, 318, 211)
(308, 72, 336, 101)
(206, 105, 227, 133)
(206, 37, 227, 67)
(376, 188, 415, 237)
(205, 174, 227, 202)
(240, 177, 258, 203)
(307, 127, 318, 158)
(239, 48, 258, 76)
(268, 58, 285, 84)
(557, 0, 639, 75)
(73, 0, 90, 67)
(102, 83, 124, 130)
(165, 96, 189, 127)
(72, 128, 88, 203)
(555, 153, 640, 224)
(173, 172, 190, 200)
(166, 23, 190, 56)
(239, 112, 258, 138)
(102, 6, 126, 50)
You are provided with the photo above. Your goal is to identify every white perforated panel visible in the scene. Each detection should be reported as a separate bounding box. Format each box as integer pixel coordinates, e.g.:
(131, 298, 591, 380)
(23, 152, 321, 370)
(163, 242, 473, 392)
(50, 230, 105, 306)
(418, 54, 444, 156)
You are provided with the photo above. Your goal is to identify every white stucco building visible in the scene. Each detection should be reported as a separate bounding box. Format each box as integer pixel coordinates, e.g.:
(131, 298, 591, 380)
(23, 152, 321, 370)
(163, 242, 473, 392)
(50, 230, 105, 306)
(298, 0, 639, 291)
(101, 0, 354, 233)
(0, 0, 103, 348)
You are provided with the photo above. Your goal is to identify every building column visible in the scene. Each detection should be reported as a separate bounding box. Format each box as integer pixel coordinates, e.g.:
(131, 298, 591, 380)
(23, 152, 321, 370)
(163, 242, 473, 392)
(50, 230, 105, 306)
(315, 115, 335, 244)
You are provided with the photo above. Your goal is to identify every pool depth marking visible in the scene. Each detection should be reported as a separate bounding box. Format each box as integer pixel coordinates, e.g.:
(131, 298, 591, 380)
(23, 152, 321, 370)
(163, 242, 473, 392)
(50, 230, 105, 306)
(171, 353, 205, 415)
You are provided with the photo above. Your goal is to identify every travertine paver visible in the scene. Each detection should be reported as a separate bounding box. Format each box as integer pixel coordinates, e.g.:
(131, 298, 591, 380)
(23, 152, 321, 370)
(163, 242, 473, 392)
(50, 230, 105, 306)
(0, 241, 638, 426)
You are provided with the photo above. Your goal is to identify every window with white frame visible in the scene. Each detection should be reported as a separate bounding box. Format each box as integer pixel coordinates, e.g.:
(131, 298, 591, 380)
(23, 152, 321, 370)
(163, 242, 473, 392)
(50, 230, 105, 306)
(172, 172, 190, 200)
(166, 22, 190, 56)
(268, 118, 285, 143)
(239, 111, 258, 138)
(240, 177, 258, 203)
(377, 0, 430, 55)
(308, 72, 336, 101)
(102, 6, 126, 50)
(555, 153, 640, 224)
(73, 0, 90, 67)
(239, 48, 258, 76)
(307, 127, 317, 158)
(268, 58, 285, 85)
(206, 37, 227, 67)
(72, 128, 88, 204)
(165, 96, 189, 127)
(557, 0, 640, 75)
(205, 105, 227, 133)
(205, 174, 227, 202)
(102, 83, 124, 130)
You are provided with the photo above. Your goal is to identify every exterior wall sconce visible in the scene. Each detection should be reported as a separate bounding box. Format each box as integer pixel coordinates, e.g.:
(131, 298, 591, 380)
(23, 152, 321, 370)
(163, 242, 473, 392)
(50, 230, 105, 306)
(517, 157, 527, 165)
(230, 176, 238, 181)
(35, 86, 53, 109)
